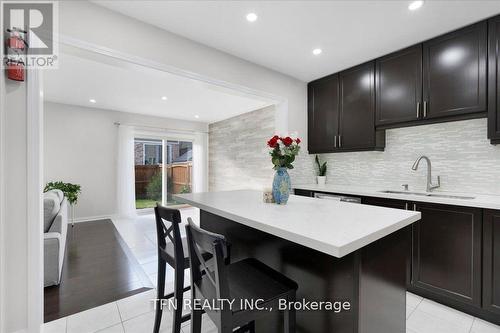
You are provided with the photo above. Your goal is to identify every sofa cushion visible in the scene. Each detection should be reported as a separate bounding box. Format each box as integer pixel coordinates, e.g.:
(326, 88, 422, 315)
(46, 189, 64, 203)
(44, 192, 60, 232)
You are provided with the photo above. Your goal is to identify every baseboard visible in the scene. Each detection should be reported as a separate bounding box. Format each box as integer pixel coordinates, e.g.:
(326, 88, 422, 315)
(72, 214, 114, 223)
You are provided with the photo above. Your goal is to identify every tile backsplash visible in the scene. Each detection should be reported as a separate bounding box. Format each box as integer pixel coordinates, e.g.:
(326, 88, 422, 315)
(292, 118, 500, 195)
(209, 107, 500, 196)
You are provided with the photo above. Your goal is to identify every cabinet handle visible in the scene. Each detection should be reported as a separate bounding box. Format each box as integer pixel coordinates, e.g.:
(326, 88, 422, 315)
(334, 135, 337, 148)
(413, 203, 417, 211)
(405, 202, 409, 210)
(416, 102, 420, 118)
(339, 135, 342, 148)
(423, 101, 427, 118)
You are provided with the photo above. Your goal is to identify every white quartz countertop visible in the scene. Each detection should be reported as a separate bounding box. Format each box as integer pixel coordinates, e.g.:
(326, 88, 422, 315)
(174, 190, 420, 258)
(293, 184, 500, 210)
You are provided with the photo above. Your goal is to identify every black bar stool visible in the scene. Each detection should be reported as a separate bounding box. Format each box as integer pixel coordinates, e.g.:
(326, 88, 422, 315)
(153, 204, 211, 333)
(185, 218, 298, 333)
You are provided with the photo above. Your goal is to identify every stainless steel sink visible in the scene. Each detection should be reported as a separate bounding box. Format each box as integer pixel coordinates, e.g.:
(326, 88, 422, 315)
(427, 193, 476, 200)
(379, 190, 475, 200)
(379, 190, 428, 196)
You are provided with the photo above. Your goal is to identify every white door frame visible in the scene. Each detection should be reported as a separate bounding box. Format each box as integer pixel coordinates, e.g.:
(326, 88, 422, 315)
(27, 68, 44, 333)
(24, 34, 289, 332)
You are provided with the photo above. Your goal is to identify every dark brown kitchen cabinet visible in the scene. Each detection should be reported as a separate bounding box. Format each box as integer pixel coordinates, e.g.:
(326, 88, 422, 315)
(375, 45, 422, 126)
(307, 75, 339, 153)
(423, 22, 487, 119)
(488, 16, 500, 144)
(483, 209, 500, 315)
(308, 63, 385, 153)
(412, 202, 482, 306)
(338, 62, 385, 151)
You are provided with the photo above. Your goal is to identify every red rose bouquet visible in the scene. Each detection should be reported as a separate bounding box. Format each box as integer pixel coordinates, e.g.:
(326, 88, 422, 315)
(267, 135, 301, 170)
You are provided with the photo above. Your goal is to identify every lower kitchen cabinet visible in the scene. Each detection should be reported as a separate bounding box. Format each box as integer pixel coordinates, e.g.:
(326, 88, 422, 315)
(483, 209, 500, 315)
(412, 203, 482, 306)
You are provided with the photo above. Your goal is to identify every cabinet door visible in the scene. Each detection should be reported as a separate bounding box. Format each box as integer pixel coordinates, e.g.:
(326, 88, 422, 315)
(376, 45, 422, 126)
(483, 210, 500, 314)
(413, 203, 482, 306)
(307, 75, 339, 153)
(423, 22, 487, 119)
(489, 16, 500, 144)
(338, 62, 376, 150)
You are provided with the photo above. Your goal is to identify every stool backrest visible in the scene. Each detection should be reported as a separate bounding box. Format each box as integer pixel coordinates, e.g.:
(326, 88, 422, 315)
(185, 218, 230, 302)
(154, 203, 183, 266)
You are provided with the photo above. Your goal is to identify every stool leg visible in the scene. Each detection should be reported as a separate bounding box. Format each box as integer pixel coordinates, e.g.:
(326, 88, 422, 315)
(190, 290, 202, 333)
(247, 321, 256, 333)
(172, 266, 184, 333)
(284, 292, 296, 333)
(154, 258, 167, 333)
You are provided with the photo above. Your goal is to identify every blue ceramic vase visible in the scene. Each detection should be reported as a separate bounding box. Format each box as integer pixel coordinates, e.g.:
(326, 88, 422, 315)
(272, 167, 291, 205)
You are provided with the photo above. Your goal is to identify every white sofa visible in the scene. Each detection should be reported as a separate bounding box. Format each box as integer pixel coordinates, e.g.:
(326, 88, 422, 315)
(44, 189, 68, 287)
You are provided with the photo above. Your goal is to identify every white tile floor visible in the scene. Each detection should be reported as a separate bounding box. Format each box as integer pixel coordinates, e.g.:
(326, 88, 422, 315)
(44, 209, 500, 333)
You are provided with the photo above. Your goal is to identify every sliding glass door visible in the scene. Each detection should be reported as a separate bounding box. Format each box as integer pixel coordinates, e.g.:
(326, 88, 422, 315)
(134, 137, 193, 210)
(134, 138, 163, 209)
(165, 140, 193, 205)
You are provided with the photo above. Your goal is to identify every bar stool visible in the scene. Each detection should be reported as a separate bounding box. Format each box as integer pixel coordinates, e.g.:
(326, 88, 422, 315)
(185, 218, 298, 333)
(153, 204, 211, 333)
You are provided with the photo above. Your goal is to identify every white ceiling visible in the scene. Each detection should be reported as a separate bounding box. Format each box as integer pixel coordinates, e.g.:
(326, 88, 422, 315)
(43, 47, 274, 123)
(94, 0, 500, 81)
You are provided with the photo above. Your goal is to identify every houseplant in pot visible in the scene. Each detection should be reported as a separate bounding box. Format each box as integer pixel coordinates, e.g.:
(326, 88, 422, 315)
(315, 155, 327, 186)
(267, 135, 301, 204)
(44, 181, 81, 226)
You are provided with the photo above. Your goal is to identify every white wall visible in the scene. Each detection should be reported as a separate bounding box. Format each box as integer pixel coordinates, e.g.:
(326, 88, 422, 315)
(44, 101, 208, 220)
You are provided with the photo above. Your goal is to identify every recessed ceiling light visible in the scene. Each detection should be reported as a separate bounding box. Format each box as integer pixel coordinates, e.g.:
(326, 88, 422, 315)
(194, 115, 200, 119)
(408, 0, 424, 11)
(246, 13, 258, 22)
(89, 99, 96, 103)
(312, 48, 322, 56)
(161, 96, 168, 100)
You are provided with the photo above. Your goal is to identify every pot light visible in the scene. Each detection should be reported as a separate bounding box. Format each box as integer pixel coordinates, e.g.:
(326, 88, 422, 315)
(408, 1, 424, 11)
(161, 96, 168, 100)
(312, 48, 322, 56)
(194, 115, 200, 119)
(246, 13, 258, 22)
(89, 99, 96, 103)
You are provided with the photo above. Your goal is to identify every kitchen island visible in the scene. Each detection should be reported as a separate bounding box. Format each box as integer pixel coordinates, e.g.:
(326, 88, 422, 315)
(174, 190, 421, 333)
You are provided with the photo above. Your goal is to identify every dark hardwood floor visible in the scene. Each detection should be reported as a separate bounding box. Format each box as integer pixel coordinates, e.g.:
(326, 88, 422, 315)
(44, 219, 153, 322)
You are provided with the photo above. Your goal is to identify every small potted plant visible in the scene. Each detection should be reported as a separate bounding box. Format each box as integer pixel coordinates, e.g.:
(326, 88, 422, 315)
(44, 181, 81, 225)
(267, 135, 301, 205)
(315, 155, 327, 186)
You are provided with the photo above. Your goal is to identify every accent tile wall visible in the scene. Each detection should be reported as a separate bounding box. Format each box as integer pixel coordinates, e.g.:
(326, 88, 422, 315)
(209, 108, 500, 196)
(209, 106, 276, 191)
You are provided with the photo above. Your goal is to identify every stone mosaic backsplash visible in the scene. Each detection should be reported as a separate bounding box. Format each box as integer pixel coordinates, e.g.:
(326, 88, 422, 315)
(209, 108, 500, 196)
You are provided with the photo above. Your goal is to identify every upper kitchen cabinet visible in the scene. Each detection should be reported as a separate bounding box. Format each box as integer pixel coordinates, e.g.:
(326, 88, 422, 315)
(488, 16, 500, 144)
(338, 62, 385, 151)
(307, 63, 385, 153)
(375, 45, 423, 127)
(423, 22, 487, 120)
(308, 75, 339, 153)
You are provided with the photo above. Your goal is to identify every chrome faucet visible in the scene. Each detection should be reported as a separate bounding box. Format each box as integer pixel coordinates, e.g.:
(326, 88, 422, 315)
(411, 156, 441, 192)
